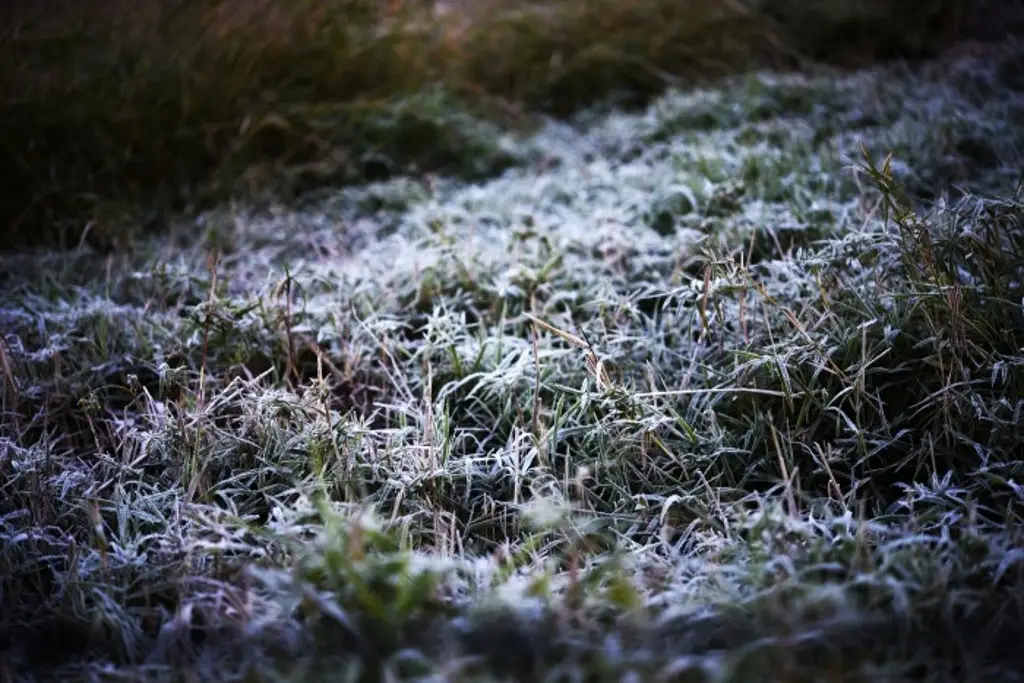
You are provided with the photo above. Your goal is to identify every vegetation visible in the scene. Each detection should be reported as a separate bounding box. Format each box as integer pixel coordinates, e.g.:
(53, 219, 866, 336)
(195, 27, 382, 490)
(2, 0, 1022, 248)
(3, 2, 1024, 682)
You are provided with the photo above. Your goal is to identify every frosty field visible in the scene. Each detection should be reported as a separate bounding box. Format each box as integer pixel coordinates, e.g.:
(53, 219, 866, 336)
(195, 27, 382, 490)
(2, 37, 1023, 683)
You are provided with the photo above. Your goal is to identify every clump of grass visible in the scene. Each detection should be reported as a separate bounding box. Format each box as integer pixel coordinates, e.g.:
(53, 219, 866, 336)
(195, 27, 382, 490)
(3, 0, 1023, 249)
(3, 37, 1024, 683)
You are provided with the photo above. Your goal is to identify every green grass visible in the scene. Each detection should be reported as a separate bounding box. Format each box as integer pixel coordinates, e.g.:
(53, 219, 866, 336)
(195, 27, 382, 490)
(3, 26, 1024, 683)
(3, 0, 1023, 249)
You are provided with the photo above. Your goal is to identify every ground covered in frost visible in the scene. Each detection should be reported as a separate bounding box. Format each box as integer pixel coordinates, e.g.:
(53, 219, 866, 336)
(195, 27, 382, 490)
(2, 40, 1024, 683)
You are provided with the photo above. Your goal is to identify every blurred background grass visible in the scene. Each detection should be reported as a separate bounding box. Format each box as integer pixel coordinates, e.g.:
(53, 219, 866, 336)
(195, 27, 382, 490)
(2, 0, 1022, 249)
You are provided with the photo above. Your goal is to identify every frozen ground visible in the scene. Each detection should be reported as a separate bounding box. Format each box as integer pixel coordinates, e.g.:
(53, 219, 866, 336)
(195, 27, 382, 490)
(2, 39, 1023, 682)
